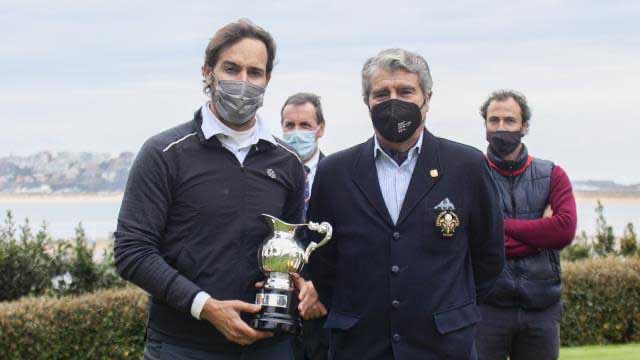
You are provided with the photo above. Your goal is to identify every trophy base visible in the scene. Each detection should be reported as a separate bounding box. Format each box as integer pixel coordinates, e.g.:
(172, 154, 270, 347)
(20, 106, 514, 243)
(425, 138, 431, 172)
(250, 287, 301, 336)
(249, 312, 301, 336)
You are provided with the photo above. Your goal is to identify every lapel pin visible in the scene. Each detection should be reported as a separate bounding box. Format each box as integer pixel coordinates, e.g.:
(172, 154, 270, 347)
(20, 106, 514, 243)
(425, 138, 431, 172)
(430, 169, 439, 178)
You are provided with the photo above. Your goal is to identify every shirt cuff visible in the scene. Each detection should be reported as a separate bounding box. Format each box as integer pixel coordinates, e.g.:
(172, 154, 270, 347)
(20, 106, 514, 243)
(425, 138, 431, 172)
(190, 291, 211, 320)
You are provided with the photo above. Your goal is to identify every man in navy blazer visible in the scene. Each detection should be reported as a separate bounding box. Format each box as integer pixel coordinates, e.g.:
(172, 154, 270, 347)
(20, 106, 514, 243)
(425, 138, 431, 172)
(307, 48, 505, 360)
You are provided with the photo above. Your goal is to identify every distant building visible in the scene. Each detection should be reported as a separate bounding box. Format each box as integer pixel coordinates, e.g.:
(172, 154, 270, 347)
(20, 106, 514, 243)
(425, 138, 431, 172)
(0, 151, 134, 193)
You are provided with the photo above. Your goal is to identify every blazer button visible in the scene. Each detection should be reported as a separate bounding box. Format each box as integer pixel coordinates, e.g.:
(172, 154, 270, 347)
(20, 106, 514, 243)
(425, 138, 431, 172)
(391, 265, 400, 274)
(392, 334, 401, 342)
(392, 300, 400, 309)
(392, 232, 400, 241)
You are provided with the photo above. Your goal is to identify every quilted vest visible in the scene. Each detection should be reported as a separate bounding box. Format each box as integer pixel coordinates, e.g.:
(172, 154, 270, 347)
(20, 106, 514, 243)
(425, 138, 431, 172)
(485, 154, 561, 309)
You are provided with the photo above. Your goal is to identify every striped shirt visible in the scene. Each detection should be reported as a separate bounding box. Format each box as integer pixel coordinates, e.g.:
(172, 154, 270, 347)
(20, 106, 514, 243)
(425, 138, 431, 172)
(373, 131, 424, 224)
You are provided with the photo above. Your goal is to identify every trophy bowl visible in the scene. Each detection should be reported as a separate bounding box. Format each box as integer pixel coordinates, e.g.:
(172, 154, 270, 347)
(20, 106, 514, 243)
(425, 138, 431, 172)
(248, 214, 332, 335)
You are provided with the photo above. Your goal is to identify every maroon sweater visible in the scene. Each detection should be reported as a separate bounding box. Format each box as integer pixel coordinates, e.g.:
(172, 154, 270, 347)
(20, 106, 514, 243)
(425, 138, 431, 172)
(491, 162, 577, 259)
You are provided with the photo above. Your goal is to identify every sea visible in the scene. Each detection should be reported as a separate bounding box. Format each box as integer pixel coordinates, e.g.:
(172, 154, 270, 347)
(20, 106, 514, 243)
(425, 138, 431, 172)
(0, 196, 638, 242)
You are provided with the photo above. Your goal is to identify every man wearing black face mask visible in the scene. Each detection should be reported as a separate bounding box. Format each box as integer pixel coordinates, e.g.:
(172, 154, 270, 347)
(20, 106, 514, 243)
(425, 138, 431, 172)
(476, 90, 577, 360)
(305, 48, 505, 360)
(114, 19, 323, 360)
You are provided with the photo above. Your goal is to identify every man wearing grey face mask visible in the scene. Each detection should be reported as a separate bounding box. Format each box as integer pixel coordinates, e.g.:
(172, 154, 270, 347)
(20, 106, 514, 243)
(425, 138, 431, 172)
(209, 76, 266, 127)
(114, 19, 323, 360)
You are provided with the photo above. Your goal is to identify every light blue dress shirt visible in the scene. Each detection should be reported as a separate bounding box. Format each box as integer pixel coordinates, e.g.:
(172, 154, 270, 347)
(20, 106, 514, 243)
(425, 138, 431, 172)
(373, 130, 424, 224)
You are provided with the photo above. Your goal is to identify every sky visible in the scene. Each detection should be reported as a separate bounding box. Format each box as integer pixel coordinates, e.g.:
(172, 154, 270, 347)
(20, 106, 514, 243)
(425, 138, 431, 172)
(1, 0, 639, 182)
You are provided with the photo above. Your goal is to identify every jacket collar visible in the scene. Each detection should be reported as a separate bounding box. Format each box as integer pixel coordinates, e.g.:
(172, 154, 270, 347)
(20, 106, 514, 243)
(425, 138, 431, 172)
(486, 144, 533, 177)
(200, 102, 277, 145)
(351, 128, 441, 227)
(192, 107, 278, 151)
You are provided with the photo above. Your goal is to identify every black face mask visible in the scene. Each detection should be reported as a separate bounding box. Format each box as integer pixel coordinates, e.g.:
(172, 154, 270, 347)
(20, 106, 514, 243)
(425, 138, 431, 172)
(486, 131, 524, 157)
(370, 99, 423, 143)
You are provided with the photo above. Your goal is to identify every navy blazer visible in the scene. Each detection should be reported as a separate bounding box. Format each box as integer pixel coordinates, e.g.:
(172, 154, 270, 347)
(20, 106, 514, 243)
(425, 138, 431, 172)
(307, 130, 504, 360)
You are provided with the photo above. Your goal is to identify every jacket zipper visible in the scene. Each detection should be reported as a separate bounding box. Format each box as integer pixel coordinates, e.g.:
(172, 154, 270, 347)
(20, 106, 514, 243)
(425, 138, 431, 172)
(508, 168, 520, 303)
(509, 171, 516, 218)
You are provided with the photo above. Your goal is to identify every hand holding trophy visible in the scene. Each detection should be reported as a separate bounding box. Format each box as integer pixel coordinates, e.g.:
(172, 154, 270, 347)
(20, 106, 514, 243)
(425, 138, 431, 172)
(249, 214, 332, 335)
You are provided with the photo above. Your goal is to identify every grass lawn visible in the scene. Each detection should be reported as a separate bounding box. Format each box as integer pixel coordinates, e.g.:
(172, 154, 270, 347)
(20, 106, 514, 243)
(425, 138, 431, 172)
(560, 343, 640, 360)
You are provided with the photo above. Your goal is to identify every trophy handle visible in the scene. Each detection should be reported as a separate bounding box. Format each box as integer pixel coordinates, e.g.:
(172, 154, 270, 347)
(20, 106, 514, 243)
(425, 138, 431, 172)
(303, 221, 333, 263)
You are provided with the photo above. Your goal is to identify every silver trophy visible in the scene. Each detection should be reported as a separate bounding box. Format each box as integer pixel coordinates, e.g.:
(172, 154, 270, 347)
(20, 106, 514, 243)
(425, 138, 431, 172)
(249, 214, 332, 335)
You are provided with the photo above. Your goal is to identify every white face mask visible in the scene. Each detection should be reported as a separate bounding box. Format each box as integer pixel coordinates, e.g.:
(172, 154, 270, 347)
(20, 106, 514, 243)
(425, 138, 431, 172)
(283, 130, 318, 161)
(213, 80, 265, 125)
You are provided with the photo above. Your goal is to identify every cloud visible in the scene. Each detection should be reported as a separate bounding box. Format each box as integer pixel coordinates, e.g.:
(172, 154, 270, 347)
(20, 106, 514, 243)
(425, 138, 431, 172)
(1, 0, 639, 181)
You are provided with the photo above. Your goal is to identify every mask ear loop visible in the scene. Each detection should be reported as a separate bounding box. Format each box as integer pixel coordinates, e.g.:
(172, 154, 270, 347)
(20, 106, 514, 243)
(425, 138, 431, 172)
(203, 69, 217, 96)
(418, 98, 429, 124)
(419, 96, 428, 111)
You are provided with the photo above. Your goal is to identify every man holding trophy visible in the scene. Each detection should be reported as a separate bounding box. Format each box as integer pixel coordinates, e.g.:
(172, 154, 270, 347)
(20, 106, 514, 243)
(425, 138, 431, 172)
(307, 48, 505, 359)
(114, 19, 324, 359)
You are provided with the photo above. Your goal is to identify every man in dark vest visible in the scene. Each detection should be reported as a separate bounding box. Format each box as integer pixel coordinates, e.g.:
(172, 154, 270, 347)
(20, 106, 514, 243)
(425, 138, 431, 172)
(307, 48, 505, 360)
(476, 90, 577, 360)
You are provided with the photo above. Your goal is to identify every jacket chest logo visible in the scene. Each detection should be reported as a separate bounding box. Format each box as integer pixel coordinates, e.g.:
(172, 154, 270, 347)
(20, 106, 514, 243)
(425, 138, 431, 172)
(266, 168, 277, 179)
(434, 198, 459, 238)
(435, 211, 460, 237)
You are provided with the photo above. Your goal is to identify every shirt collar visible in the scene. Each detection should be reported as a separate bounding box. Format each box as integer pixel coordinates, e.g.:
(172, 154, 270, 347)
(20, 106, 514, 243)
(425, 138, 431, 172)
(305, 147, 321, 171)
(201, 101, 277, 146)
(373, 129, 424, 160)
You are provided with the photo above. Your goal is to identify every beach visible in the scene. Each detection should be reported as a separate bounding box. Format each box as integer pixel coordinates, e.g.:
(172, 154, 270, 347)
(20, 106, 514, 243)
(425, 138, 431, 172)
(3, 191, 639, 203)
(1, 192, 639, 240)
(0, 192, 123, 204)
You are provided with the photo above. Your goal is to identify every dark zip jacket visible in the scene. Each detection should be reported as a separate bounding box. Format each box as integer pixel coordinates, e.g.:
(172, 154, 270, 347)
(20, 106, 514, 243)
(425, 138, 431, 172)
(114, 108, 305, 352)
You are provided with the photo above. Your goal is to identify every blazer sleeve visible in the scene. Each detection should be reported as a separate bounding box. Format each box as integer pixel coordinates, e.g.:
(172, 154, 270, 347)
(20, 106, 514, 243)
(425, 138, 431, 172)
(468, 157, 505, 303)
(281, 156, 306, 225)
(306, 160, 337, 308)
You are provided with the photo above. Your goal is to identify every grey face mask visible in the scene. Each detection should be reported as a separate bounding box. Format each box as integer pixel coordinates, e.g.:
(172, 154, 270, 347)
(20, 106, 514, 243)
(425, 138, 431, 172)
(213, 80, 265, 125)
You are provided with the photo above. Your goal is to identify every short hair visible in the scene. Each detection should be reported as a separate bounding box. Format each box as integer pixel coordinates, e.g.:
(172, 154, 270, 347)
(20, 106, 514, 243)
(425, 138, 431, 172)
(280, 92, 325, 126)
(480, 89, 531, 124)
(361, 48, 433, 104)
(203, 19, 276, 94)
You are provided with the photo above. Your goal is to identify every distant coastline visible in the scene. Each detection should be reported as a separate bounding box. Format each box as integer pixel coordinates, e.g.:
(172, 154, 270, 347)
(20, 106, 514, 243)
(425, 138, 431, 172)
(0, 192, 123, 203)
(1, 191, 640, 204)
(573, 191, 640, 203)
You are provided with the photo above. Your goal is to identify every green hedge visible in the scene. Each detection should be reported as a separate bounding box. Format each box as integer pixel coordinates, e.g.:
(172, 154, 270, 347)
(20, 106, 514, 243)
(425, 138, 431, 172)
(561, 257, 640, 346)
(1, 258, 639, 358)
(0, 287, 147, 359)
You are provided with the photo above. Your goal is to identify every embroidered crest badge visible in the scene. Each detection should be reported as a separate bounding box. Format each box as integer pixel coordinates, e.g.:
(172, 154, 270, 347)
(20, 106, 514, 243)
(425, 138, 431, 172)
(434, 198, 460, 237)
